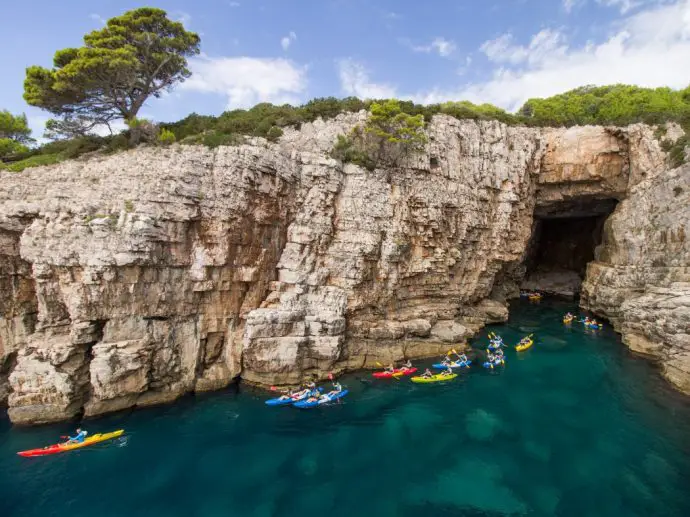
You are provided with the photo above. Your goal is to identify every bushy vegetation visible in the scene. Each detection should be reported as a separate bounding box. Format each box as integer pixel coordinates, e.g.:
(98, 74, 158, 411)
(519, 85, 690, 127)
(0, 110, 33, 160)
(3, 84, 689, 172)
(331, 100, 427, 169)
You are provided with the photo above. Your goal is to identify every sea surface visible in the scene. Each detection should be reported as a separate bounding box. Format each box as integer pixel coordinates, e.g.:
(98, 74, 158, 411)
(1, 299, 690, 517)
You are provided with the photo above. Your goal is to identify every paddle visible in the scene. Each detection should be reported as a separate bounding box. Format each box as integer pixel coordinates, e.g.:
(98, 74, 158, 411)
(376, 361, 401, 380)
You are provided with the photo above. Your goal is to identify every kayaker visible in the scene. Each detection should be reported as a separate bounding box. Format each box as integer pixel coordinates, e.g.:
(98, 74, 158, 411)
(328, 382, 342, 396)
(306, 380, 316, 390)
(421, 368, 434, 378)
(458, 353, 469, 363)
(385, 363, 396, 373)
(291, 388, 310, 399)
(440, 366, 454, 377)
(401, 360, 412, 370)
(66, 428, 88, 444)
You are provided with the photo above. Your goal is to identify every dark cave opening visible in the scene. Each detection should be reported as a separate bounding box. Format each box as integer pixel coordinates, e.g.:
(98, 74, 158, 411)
(522, 199, 618, 297)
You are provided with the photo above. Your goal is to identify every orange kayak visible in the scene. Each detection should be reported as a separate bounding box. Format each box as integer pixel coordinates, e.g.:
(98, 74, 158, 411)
(17, 430, 124, 457)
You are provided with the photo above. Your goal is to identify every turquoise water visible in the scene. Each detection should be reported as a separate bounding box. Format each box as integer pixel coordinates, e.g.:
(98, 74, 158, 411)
(2, 299, 690, 516)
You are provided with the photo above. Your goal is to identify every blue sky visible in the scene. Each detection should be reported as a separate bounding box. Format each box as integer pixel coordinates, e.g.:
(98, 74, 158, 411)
(1, 0, 689, 137)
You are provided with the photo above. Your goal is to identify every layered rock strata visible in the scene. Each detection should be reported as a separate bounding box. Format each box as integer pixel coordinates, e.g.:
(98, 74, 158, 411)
(0, 114, 686, 423)
(581, 163, 690, 393)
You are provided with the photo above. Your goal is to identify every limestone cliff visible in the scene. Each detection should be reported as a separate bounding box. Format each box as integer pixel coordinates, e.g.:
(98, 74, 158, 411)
(581, 163, 690, 393)
(0, 113, 686, 424)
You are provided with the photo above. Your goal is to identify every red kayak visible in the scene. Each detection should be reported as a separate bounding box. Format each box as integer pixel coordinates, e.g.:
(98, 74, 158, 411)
(372, 367, 418, 378)
(17, 430, 124, 457)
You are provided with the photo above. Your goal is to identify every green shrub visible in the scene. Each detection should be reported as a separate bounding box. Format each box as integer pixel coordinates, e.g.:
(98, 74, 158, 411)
(157, 128, 176, 145)
(103, 134, 131, 154)
(518, 85, 690, 127)
(4, 153, 62, 172)
(266, 126, 283, 142)
(201, 131, 243, 148)
(0, 138, 29, 159)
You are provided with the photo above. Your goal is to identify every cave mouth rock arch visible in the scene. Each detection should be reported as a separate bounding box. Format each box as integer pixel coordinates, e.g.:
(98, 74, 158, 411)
(521, 198, 619, 298)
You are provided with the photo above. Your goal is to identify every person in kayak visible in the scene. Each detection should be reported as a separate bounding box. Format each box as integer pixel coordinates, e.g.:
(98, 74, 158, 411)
(440, 366, 454, 377)
(421, 368, 434, 378)
(401, 359, 413, 370)
(290, 388, 310, 400)
(66, 428, 88, 444)
(327, 382, 343, 396)
(385, 363, 396, 373)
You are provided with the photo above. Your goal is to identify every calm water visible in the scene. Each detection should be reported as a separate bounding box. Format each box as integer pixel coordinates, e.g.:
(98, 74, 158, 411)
(1, 299, 690, 517)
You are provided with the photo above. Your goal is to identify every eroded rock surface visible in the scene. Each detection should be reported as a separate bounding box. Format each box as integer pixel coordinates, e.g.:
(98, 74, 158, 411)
(581, 163, 690, 393)
(0, 114, 686, 423)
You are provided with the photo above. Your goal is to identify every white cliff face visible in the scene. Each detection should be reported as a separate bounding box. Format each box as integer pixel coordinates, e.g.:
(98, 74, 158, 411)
(581, 163, 690, 393)
(0, 113, 687, 424)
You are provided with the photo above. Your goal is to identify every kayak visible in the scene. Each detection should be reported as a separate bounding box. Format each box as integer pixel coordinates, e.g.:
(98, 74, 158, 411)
(410, 373, 458, 383)
(482, 358, 505, 369)
(372, 367, 417, 379)
(528, 295, 542, 301)
(585, 323, 603, 329)
(17, 430, 124, 457)
(265, 388, 322, 406)
(515, 338, 533, 352)
(432, 360, 471, 369)
(293, 389, 349, 408)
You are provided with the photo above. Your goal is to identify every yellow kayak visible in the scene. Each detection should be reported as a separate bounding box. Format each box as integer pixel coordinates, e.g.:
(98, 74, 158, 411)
(410, 373, 458, 383)
(515, 339, 534, 352)
(18, 430, 125, 457)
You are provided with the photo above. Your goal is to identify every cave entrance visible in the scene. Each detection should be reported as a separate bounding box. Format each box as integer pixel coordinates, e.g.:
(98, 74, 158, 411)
(522, 199, 618, 297)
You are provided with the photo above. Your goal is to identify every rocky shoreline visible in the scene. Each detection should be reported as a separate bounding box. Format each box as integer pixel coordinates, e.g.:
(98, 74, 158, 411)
(1, 113, 687, 424)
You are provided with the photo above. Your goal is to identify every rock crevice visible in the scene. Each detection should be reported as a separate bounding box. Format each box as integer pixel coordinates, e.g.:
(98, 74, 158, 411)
(0, 114, 687, 423)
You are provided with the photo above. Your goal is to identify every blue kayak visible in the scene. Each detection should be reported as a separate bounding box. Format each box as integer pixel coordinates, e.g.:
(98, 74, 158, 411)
(432, 360, 472, 369)
(293, 389, 349, 408)
(482, 358, 505, 369)
(265, 388, 321, 406)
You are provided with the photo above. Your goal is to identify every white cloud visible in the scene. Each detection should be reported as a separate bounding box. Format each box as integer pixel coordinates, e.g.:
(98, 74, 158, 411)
(563, 0, 579, 12)
(597, 0, 640, 13)
(338, 59, 397, 99)
(412, 37, 457, 57)
(480, 29, 567, 65)
(89, 13, 106, 25)
(91, 120, 128, 138)
(181, 56, 307, 108)
(229, 1, 240, 6)
(281, 31, 297, 51)
(414, 0, 690, 110)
